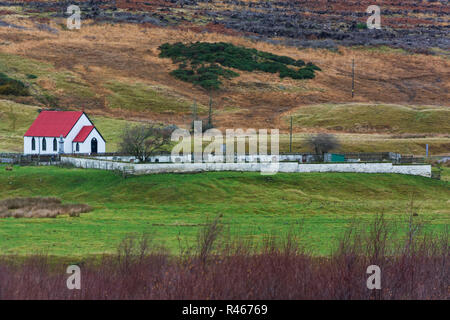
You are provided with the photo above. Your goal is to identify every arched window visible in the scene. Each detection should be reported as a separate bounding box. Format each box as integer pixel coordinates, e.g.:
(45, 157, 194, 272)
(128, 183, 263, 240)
(76, 143, 79, 152)
(42, 138, 46, 151)
(31, 137, 36, 151)
(53, 138, 57, 152)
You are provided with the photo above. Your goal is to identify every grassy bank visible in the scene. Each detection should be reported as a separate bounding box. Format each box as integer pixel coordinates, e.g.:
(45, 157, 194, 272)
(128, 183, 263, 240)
(279, 132, 450, 155)
(287, 103, 450, 134)
(0, 165, 448, 257)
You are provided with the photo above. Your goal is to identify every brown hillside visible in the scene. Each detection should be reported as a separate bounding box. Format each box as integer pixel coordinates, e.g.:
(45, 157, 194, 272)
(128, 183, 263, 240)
(0, 16, 448, 131)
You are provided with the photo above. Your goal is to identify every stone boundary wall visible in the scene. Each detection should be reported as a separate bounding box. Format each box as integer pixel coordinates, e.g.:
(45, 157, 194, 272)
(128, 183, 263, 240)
(61, 156, 431, 177)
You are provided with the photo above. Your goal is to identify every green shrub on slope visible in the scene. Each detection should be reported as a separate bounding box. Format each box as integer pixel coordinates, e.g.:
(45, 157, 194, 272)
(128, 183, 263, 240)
(159, 42, 321, 89)
(0, 73, 29, 96)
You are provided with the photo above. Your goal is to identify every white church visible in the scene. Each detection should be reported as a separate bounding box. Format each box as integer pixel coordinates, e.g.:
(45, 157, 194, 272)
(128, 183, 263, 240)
(24, 110, 106, 155)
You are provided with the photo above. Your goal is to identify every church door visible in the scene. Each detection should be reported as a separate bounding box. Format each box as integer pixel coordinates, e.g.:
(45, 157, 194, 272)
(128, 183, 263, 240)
(91, 138, 98, 154)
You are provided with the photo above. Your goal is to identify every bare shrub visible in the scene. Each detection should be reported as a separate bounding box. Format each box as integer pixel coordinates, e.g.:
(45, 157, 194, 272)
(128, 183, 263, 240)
(390, 133, 427, 139)
(0, 197, 92, 218)
(197, 213, 223, 264)
(68, 211, 80, 217)
(118, 124, 175, 162)
(0, 213, 447, 300)
(0, 197, 61, 210)
(305, 133, 340, 156)
(63, 204, 92, 217)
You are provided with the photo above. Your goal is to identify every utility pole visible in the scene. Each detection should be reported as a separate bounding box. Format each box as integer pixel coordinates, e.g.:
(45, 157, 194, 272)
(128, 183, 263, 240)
(352, 58, 355, 98)
(191, 100, 197, 132)
(289, 116, 293, 153)
(193, 100, 197, 120)
(208, 95, 213, 129)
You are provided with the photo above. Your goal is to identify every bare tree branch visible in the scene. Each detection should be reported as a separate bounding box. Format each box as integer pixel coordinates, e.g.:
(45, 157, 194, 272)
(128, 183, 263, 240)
(305, 133, 340, 156)
(119, 124, 176, 162)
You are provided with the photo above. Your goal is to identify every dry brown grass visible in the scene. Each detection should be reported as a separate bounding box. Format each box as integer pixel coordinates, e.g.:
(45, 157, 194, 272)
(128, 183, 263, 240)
(0, 16, 448, 130)
(0, 197, 92, 218)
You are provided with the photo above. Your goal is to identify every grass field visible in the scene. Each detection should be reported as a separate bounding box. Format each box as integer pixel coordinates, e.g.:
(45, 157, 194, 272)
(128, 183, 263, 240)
(0, 165, 448, 257)
(286, 103, 450, 134)
(441, 167, 450, 182)
(104, 80, 201, 114)
(279, 132, 450, 155)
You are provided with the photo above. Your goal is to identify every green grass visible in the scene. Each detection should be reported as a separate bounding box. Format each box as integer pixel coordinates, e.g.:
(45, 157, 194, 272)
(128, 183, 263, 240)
(287, 103, 450, 134)
(352, 45, 411, 55)
(438, 167, 450, 182)
(0, 100, 39, 152)
(0, 52, 53, 78)
(0, 52, 95, 104)
(52, 71, 95, 99)
(279, 132, 450, 155)
(0, 166, 448, 257)
(105, 80, 203, 114)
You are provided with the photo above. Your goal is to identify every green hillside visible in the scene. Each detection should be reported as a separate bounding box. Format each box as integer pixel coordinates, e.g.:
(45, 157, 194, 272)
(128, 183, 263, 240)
(0, 166, 448, 257)
(288, 103, 450, 134)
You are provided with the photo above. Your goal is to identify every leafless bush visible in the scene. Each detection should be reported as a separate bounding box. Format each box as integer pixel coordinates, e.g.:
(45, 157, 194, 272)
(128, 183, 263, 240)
(390, 133, 429, 139)
(118, 124, 175, 162)
(197, 213, 223, 264)
(0, 213, 447, 300)
(0, 197, 92, 218)
(305, 133, 340, 156)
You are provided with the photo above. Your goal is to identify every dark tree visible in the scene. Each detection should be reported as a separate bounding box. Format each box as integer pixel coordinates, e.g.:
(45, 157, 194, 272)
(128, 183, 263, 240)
(306, 133, 340, 156)
(119, 124, 176, 162)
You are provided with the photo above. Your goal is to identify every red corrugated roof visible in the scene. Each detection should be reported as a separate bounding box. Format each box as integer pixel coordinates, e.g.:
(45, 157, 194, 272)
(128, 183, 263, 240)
(24, 111, 84, 137)
(73, 126, 95, 142)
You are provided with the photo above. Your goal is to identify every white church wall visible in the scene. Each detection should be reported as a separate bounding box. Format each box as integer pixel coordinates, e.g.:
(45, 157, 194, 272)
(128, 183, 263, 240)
(24, 136, 33, 154)
(24, 136, 60, 155)
(64, 114, 93, 153)
(72, 128, 105, 154)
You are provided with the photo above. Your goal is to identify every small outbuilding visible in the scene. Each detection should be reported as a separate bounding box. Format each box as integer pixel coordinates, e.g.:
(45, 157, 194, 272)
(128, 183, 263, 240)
(24, 110, 106, 155)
